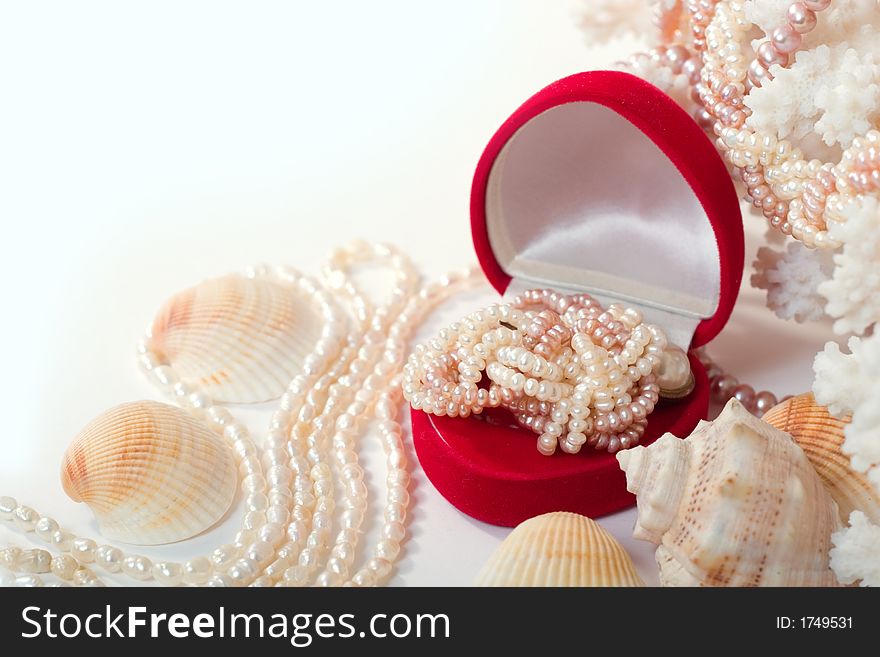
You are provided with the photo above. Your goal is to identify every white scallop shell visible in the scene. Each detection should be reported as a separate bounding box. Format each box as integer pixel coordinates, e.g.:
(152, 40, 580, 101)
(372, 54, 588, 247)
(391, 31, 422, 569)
(61, 401, 237, 545)
(149, 274, 322, 403)
(474, 512, 644, 587)
(618, 398, 844, 587)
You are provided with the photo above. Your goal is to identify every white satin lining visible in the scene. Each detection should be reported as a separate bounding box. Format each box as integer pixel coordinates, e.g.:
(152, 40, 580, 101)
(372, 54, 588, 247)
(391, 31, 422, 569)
(486, 101, 721, 347)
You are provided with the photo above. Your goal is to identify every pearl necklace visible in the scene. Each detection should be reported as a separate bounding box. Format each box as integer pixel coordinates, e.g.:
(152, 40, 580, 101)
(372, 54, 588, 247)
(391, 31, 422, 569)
(404, 289, 691, 456)
(621, 1, 878, 249)
(0, 242, 482, 587)
(700, 0, 880, 249)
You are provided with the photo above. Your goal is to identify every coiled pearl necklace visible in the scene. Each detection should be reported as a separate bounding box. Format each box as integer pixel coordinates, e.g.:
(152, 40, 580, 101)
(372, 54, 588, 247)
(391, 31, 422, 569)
(404, 289, 690, 456)
(0, 242, 482, 587)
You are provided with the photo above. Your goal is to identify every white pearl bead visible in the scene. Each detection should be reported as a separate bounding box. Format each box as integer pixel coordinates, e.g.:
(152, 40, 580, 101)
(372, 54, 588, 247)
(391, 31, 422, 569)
(13, 505, 38, 531)
(0, 496, 17, 520)
(72, 538, 97, 563)
(95, 545, 124, 572)
(34, 516, 59, 541)
(183, 557, 213, 585)
(51, 555, 78, 580)
(152, 562, 183, 586)
(19, 549, 52, 574)
(122, 556, 153, 581)
(656, 346, 692, 391)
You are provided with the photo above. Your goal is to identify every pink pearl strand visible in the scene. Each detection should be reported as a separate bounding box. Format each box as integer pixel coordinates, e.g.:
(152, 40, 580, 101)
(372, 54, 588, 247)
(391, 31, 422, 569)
(699, 0, 856, 246)
(404, 290, 673, 455)
(748, 0, 832, 89)
(686, 0, 721, 52)
(695, 348, 789, 416)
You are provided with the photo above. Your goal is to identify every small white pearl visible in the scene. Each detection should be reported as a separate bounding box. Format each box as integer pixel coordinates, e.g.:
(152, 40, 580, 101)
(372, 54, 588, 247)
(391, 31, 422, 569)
(182, 557, 213, 585)
(95, 545, 124, 572)
(13, 505, 39, 531)
(51, 555, 78, 580)
(0, 496, 17, 520)
(122, 556, 153, 581)
(72, 538, 97, 563)
(152, 562, 183, 586)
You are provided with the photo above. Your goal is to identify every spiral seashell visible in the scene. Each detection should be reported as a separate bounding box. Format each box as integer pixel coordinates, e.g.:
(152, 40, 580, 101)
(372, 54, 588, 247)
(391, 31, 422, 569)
(61, 401, 237, 545)
(474, 512, 644, 587)
(763, 392, 880, 524)
(149, 273, 322, 403)
(618, 398, 844, 587)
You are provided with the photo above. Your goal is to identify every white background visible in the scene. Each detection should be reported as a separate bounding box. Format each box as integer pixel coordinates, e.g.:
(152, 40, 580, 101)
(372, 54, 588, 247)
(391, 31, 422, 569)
(0, 1, 839, 586)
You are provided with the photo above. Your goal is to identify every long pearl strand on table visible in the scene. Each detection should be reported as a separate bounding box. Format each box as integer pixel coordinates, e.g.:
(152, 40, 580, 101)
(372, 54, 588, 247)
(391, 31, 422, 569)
(0, 242, 482, 587)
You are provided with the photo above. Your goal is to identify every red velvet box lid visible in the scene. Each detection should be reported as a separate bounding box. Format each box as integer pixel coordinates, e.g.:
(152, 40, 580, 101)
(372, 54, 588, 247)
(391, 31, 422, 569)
(412, 70, 744, 527)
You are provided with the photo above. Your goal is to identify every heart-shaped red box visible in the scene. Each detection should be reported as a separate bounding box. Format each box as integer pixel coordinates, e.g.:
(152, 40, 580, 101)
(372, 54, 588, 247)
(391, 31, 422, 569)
(411, 70, 744, 526)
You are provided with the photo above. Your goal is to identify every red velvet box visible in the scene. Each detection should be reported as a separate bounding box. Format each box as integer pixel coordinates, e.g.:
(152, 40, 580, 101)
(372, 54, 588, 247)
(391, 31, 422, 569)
(412, 71, 744, 527)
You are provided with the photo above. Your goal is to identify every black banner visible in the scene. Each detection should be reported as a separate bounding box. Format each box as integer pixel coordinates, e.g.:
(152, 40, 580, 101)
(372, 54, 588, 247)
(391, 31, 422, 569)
(0, 587, 871, 653)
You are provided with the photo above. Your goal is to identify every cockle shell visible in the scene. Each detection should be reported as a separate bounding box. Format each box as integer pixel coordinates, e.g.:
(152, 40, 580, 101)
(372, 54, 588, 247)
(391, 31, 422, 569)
(763, 392, 880, 524)
(61, 401, 237, 545)
(474, 512, 644, 587)
(149, 274, 322, 403)
(617, 398, 844, 587)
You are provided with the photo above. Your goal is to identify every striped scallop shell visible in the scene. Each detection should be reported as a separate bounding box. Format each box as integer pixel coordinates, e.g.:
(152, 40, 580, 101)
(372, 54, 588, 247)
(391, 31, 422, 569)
(763, 392, 880, 524)
(149, 274, 322, 403)
(61, 401, 237, 545)
(474, 512, 644, 586)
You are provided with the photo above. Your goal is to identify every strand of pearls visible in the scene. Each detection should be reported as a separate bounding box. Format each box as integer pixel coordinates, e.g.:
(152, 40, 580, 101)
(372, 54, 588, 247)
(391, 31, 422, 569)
(699, 0, 872, 249)
(0, 242, 482, 587)
(695, 347, 789, 415)
(403, 289, 689, 456)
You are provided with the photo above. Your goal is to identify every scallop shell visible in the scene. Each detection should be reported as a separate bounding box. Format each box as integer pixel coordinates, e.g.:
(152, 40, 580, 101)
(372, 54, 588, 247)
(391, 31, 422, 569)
(474, 512, 644, 587)
(617, 398, 844, 587)
(763, 393, 880, 524)
(61, 401, 237, 545)
(149, 274, 322, 403)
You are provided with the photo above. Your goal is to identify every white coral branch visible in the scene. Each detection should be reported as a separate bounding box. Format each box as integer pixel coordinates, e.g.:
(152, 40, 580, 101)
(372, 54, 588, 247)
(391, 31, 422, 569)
(820, 195, 880, 335)
(812, 338, 867, 418)
(751, 243, 833, 323)
(830, 511, 880, 586)
(576, 0, 656, 45)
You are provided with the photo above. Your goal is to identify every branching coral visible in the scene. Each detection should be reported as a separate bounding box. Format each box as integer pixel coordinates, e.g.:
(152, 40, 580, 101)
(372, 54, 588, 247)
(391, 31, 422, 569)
(576, 0, 656, 45)
(812, 337, 868, 417)
(814, 335, 880, 586)
(751, 242, 833, 322)
(745, 0, 880, 52)
(813, 335, 880, 489)
(830, 511, 880, 586)
(820, 195, 880, 335)
(745, 44, 880, 155)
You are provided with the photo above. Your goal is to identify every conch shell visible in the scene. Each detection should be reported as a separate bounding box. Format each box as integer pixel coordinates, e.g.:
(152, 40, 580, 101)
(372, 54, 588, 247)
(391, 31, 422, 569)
(61, 401, 237, 545)
(149, 273, 321, 403)
(617, 398, 844, 587)
(474, 512, 644, 587)
(763, 393, 880, 524)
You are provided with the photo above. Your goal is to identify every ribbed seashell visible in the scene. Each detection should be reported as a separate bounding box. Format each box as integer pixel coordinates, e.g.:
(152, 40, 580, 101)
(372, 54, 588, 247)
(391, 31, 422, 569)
(61, 401, 237, 545)
(149, 274, 322, 403)
(617, 398, 844, 587)
(474, 512, 644, 586)
(763, 392, 880, 524)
